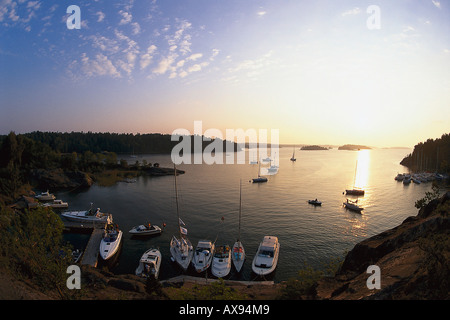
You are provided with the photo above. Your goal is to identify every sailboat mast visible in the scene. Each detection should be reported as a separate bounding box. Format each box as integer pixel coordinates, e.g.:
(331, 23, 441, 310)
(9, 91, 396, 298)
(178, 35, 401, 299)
(238, 179, 242, 242)
(174, 164, 182, 239)
(353, 160, 358, 187)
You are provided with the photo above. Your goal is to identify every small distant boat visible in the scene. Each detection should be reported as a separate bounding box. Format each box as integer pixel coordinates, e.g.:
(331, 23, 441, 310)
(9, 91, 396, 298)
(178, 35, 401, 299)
(35, 190, 55, 201)
(192, 240, 215, 273)
(252, 236, 280, 276)
(345, 189, 365, 196)
(267, 153, 279, 172)
(61, 204, 112, 225)
(261, 157, 271, 162)
(308, 199, 322, 206)
(99, 224, 123, 260)
(135, 248, 162, 279)
(343, 199, 364, 213)
(394, 173, 405, 181)
(403, 174, 411, 185)
(252, 162, 268, 183)
(290, 147, 296, 161)
(42, 199, 68, 208)
(129, 224, 162, 236)
(211, 245, 232, 278)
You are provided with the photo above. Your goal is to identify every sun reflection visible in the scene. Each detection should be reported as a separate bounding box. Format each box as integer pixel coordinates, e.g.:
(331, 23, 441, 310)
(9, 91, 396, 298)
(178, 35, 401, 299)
(354, 150, 370, 189)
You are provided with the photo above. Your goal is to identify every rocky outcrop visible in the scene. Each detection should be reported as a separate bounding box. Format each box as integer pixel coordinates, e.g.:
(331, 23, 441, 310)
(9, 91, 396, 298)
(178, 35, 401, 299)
(314, 192, 450, 300)
(29, 169, 93, 189)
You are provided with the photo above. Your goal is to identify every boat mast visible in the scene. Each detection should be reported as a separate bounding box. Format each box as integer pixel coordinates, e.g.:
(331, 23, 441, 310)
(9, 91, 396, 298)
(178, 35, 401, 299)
(237, 179, 242, 243)
(174, 164, 182, 239)
(353, 160, 358, 188)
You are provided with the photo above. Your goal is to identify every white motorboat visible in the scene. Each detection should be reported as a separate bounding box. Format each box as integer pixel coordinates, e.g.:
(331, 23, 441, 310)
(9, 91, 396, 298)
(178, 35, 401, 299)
(192, 240, 215, 273)
(211, 245, 232, 278)
(232, 180, 245, 273)
(42, 199, 68, 208)
(252, 236, 280, 276)
(135, 248, 162, 279)
(129, 224, 162, 236)
(170, 164, 193, 271)
(99, 225, 123, 260)
(308, 199, 322, 206)
(61, 205, 112, 225)
(343, 199, 364, 213)
(35, 190, 55, 201)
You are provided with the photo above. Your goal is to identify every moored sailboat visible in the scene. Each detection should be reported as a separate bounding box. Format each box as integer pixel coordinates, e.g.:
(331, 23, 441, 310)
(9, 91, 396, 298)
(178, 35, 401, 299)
(169, 164, 193, 271)
(232, 180, 245, 272)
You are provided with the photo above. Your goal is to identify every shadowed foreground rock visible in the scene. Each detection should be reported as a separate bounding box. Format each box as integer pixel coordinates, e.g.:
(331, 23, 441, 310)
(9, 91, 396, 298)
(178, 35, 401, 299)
(314, 192, 450, 300)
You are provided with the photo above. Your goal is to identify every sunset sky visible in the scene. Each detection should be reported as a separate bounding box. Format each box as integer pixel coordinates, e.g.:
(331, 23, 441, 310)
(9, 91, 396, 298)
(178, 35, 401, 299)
(1, 0, 449, 147)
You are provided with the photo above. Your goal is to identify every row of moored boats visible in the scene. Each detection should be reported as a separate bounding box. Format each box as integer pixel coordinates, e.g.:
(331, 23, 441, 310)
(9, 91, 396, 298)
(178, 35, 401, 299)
(395, 172, 447, 185)
(48, 167, 280, 280)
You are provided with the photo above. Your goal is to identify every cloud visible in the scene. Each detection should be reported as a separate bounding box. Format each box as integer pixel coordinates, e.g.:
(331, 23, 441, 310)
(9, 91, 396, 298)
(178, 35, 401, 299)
(131, 22, 141, 35)
(342, 7, 361, 16)
(119, 10, 132, 25)
(140, 45, 157, 70)
(432, 0, 441, 9)
(186, 53, 203, 61)
(153, 53, 177, 75)
(96, 11, 105, 22)
(80, 53, 121, 78)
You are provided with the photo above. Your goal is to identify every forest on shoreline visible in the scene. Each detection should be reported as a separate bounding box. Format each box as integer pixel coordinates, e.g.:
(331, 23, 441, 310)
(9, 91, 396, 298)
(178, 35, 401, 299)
(400, 133, 450, 173)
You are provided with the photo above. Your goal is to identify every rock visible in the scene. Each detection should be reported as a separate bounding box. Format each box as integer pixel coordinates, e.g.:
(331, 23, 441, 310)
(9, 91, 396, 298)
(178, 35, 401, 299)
(108, 278, 146, 293)
(29, 169, 93, 189)
(314, 192, 450, 300)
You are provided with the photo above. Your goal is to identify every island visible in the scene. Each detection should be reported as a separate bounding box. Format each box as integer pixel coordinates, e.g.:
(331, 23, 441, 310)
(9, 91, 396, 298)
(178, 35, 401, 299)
(300, 145, 329, 151)
(338, 144, 372, 151)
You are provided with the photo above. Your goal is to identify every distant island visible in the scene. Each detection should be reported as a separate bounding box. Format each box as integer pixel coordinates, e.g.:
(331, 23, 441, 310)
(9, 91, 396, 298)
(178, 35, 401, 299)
(300, 145, 329, 151)
(338, 144, 372, 151)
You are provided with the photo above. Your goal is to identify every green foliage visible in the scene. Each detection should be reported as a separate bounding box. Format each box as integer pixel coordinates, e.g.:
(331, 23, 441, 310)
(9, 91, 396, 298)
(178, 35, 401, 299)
(170, 278, 248, 300)
(401, 133, 450, 173)
(415, 184, 441, 210)
(0, 206, 75, 298)
(279, 256, 344, 300)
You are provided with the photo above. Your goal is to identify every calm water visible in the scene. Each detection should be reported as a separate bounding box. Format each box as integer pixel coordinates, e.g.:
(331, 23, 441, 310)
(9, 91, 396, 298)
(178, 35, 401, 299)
(60, 148, 433, 282)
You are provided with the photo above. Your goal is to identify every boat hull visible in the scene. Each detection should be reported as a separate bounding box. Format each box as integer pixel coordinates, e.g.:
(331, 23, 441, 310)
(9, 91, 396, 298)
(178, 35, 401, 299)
(192, 241, 214, 273)
(135, 248, 161, 279)
(343, 202, 363, 213)
(99, 230, 123, 260)
(345, 189, 365, 196)
(170, 236, 193, 271)
(252, 236, 280, 277)
(232, 242, 245, 273)
(129, 225, 162, 236)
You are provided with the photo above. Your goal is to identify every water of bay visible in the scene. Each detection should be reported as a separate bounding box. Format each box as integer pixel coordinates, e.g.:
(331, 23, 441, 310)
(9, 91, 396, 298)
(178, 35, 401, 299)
(60, 147, 432, 282)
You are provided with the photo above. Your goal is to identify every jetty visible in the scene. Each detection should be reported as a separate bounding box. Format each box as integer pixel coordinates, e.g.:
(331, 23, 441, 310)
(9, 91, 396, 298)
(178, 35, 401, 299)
(62, 220, 107, 267)
(160, 275, 274, 286)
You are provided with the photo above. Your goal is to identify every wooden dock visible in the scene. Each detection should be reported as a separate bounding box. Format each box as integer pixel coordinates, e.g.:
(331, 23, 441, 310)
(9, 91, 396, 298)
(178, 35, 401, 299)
(80, 228, 104, 267)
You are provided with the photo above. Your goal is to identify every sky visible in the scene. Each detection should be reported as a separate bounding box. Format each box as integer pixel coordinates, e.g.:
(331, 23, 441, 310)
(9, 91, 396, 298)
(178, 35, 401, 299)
(0, 0, 449, 148)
